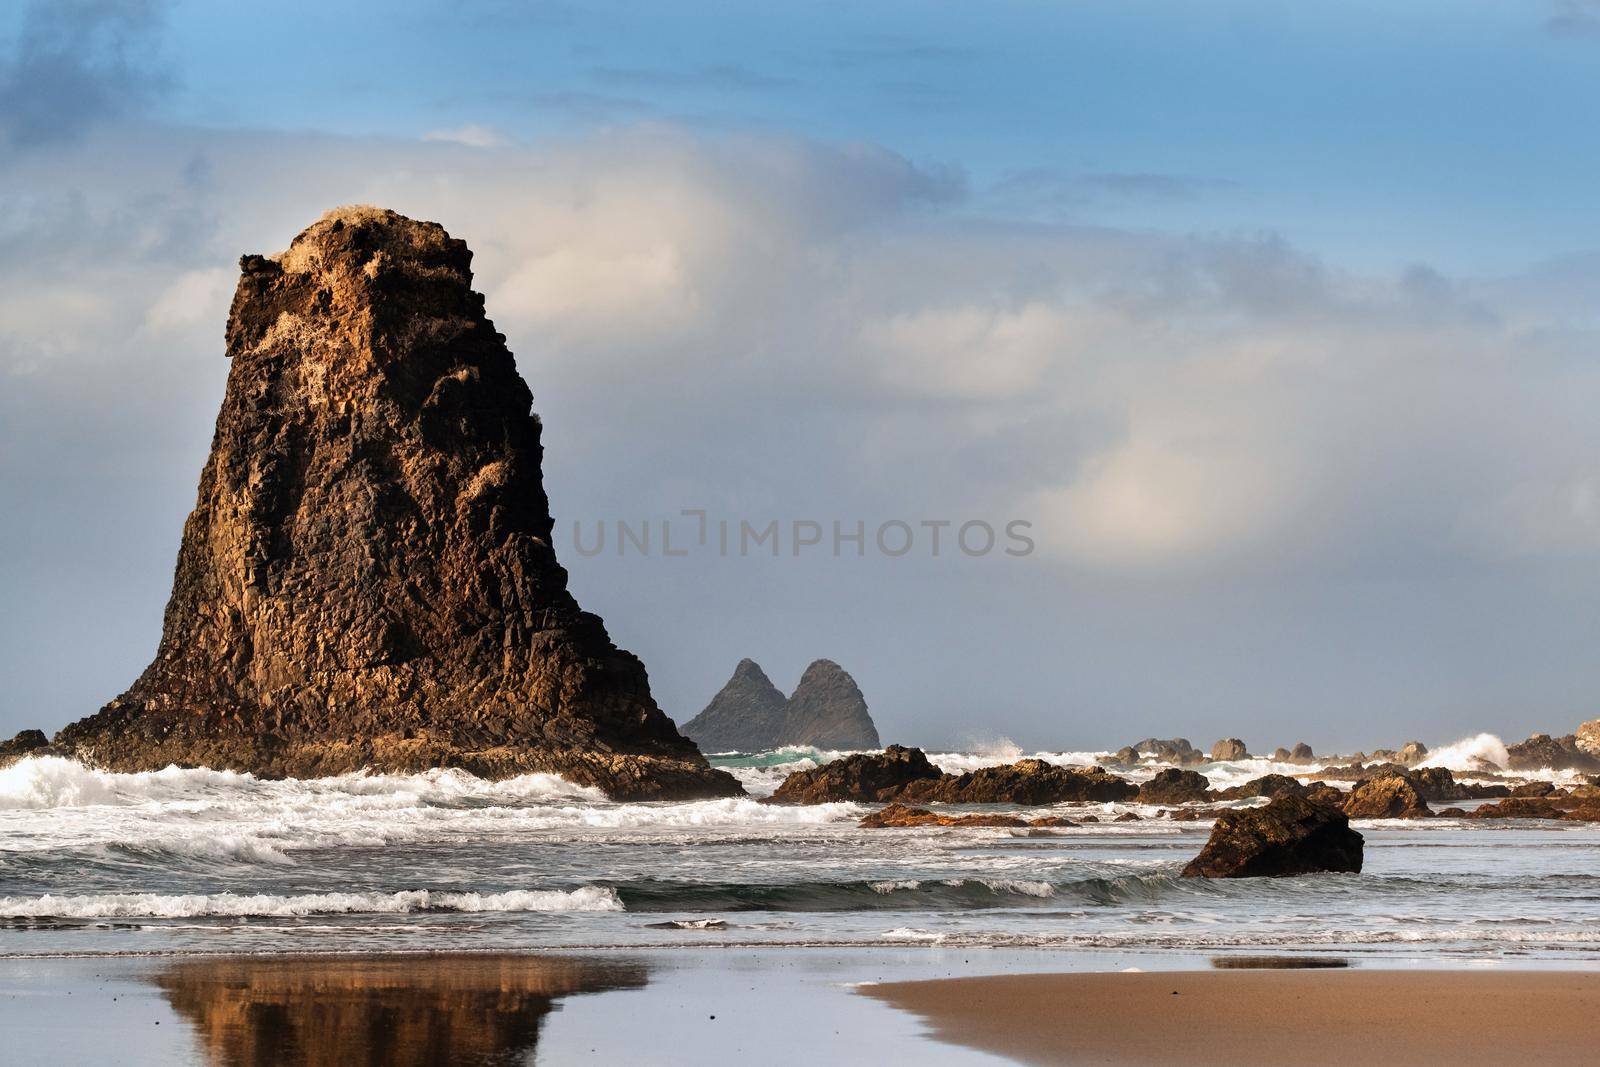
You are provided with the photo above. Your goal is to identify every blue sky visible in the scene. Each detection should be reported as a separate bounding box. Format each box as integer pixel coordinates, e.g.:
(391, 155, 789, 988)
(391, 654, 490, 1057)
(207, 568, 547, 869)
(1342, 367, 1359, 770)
(139, 0, 1600, 272)
(3, 1, 1600, 751)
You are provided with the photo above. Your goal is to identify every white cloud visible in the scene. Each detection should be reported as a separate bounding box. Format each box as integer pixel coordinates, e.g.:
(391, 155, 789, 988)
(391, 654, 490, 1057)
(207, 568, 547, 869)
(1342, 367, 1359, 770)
(143, 266, 235, 333)
(421, 123, 510, 149)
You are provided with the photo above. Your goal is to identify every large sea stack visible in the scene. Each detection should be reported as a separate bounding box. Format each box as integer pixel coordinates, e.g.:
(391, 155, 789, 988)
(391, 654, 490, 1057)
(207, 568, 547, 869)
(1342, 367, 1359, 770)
(56, 207, 740, 801)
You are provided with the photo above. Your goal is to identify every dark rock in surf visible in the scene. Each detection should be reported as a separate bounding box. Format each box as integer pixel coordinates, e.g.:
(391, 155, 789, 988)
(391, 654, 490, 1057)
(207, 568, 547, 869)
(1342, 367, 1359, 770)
(53, 207, 740, 801)
(897, 759, 1138, 805)
(0, 729, 51, 766)
(1181, 794, 1363, 879)
(1290, 742, 1314, 761)
(1213, 774, 1308, 801)
(767, 745, 942, 804)
(1138, 768, 1212, 804)
(770, 750, 1137, 806)
(1342, 773, 1430, 819)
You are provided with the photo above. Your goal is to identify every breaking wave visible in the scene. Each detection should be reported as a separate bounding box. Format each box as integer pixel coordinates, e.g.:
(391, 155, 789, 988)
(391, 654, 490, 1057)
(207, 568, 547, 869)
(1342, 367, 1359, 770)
(1418, 733, 1511, 773)
(0, 886, 623, 919)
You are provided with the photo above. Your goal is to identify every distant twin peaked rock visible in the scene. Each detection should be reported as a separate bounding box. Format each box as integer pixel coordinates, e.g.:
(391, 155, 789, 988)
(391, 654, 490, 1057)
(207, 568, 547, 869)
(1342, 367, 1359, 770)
(55, 207, 739, 800)
(682, 659, 880, 752)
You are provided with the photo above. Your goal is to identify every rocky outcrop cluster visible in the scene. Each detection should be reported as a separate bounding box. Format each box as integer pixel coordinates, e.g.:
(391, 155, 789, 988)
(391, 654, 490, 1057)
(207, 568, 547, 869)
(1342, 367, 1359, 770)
(52, 207, 738, 800)
(681, 658, 879, 751)
(1505, 733, 1600, 772)
(1182, 795, 1364, 878)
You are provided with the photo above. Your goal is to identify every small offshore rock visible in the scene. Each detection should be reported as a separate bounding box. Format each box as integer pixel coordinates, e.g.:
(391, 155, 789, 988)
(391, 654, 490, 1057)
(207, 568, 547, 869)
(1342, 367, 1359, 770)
(1138, 768, 1212, 804)
(1210, 738, 1249, 762)
(1181, 794, 1363, 879)
(1343, 773, 1430, 818)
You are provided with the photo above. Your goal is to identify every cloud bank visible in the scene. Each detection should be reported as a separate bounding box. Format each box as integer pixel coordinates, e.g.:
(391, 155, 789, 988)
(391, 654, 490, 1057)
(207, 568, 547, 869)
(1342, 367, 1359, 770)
(4, 117, 1600, 748)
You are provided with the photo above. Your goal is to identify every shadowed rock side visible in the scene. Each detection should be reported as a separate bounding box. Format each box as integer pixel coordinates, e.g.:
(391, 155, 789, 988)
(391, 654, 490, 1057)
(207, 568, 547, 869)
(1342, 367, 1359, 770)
(54, 207, 739, 800)
(679, 659, 788, 752)
(157, 955, 647, 1067)
(782, 659, 880, 749)
(1182, 795, 1363, 878)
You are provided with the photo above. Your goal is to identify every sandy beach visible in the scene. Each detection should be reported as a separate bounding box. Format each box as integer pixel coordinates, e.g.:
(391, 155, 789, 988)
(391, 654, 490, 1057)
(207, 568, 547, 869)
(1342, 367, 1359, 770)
(862, 969, 1600, 1066)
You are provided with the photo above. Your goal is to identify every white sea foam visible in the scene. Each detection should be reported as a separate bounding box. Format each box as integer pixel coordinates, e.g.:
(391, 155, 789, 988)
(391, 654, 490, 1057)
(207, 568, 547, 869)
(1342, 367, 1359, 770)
(0, 757, 864, 864)
(0, 886, 623, 919)
(1418, 733, 1511, 773)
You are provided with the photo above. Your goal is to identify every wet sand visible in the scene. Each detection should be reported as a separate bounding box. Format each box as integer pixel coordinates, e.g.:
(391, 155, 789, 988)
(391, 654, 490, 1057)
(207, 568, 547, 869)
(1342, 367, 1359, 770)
(861, 969, 1600, 1066)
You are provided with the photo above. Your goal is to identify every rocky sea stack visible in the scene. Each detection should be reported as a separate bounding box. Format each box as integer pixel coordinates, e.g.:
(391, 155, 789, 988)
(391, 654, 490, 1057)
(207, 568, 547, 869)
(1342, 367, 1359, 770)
(55, 207, 740, 801)
(682, 657, 880, 751)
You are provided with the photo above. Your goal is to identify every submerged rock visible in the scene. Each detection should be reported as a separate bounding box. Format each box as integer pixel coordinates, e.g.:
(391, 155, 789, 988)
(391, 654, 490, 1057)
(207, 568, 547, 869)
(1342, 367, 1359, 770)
(1181, 795, 1363, 878)
(767, 745, 942, 804)
(1138, 768, 1212, 804)
(53, 207, 739, 801)
(1210, 738, 1249, 762)
(679, 659, 789, 753)
(859, 803, 1024, 829)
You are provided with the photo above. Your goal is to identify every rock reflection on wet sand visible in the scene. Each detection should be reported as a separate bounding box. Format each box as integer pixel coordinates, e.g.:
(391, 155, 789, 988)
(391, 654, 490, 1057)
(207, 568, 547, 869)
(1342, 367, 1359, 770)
(155, 954, 648, 1067)
(1210, 955, 1350, 969)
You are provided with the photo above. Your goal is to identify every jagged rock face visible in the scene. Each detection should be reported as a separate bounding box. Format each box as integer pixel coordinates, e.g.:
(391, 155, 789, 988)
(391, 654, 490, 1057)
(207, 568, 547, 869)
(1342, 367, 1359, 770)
(1396, 741, 1428, 766)
(1505, 733, 1600, 772)
(679, 659, 788, 752)
(54, 207, 738, 801)
(1181, 794, 1363, 878)
(1290, 742, 1314, 760)
(1575, 720, 1600, 759)
(781, 659, 880, 749)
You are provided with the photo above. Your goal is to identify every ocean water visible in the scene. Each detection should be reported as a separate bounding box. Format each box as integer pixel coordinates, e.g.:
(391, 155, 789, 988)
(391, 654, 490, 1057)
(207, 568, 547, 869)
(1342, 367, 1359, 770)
(1, 737, 1596, 961)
